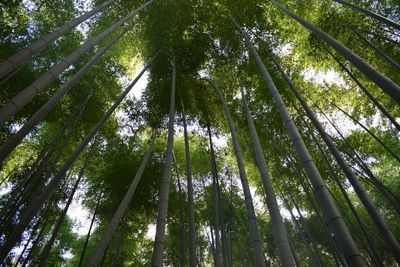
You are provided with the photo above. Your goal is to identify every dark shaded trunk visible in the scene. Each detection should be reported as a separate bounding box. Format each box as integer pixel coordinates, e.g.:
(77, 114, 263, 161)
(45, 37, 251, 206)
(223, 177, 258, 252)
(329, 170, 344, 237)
(0, 30, 126, 163)
(37, 141, 96, 266)
(240, 85, 295, 267)
(0, 0, 155, 125)
(151, 56, 176, 267)
(88, 132, 156, 266)
(348, 25, 400, 71)
(0, 0, 115, 80)
(0, 57, 155, 261)
(78, 191, 102, 267)
(269, 0, 400, 104)
(237, 25, 365, 267)
(20, 223, 48, 267)
(329, 52, 400, 132)
(206, 122, 222, 267)
(333, 102, 400, 164)
(205, 78, 266, 267)
(181, 98, 197, 267)
(172, 153, 186, 267)
(333, 0, 400, 31)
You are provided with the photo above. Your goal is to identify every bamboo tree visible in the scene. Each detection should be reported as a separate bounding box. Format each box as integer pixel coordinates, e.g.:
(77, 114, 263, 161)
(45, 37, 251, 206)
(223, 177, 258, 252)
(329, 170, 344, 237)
(237, 26, 365, 266)
(0, 0, 155, 125)
(37, 139, 96, 266)
(78, 191, 102, 267)
(206, 122, 223, 267)
(240, 85, 295, 267)
(0, 0, 115, 80)
(151, 56, 176, 267)
(87, 131, 156, 266)
(0, 57, 155, 261)
(332, 102, 400, 164)
(20, 223, 48, 267)
(172, 152, 186, 267)
(348, 25, 400, 71)
(111, 219, 127, 267)
(270, 53, 400, 263)
(302, 116, 384, 266)
(333, 0, 400, 31)
(328, 52, 400, 132)
(180, 97, 197, 267)
(205, 78, 266, 267)
(268, 0, 400, 104)
(0, 29, 127, 163)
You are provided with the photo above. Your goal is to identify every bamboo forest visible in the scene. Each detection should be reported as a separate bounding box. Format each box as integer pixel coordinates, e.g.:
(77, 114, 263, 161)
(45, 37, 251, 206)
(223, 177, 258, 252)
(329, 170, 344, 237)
(1, 0, 400, 266)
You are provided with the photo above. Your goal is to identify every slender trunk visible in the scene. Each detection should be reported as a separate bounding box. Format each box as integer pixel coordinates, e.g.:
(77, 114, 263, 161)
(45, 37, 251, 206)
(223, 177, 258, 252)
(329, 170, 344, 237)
(0, 30, 126, 163)
(240, 85, 295, 267)
(1, 94, 90, 225)
(151, 56, 176, 267)
(304, 119, 384, 266)
(0, 0, 115, 80)
(111, 221, 126, 267)
(78, 191, 102, 267)
(200, 175, 217, 267)
(14, 223, 37, 267)
(88, 132, 156, 266)
(205, 78, 266, 267)
(172, 153, 186, 267)
(329, 52, 400, 132)
(238, 25, 365, 267)
(176, 158, 186, 267)
(272, 54, 400, 263)
(268, 0, 400, 103)
(0, 58, 154, 261)
(0, 0, 155, 125)
(319, 108, 400, 214)
(20, 223, 48, 267)
(206, 119, 229, 267)
(181, 98, 197, 267)
(206, 123, 222, 267)
(38, 140, 95, 266)
(333, 102, 400, 163)
(348, 25, 400, 71)
(333, 0, 400, 31)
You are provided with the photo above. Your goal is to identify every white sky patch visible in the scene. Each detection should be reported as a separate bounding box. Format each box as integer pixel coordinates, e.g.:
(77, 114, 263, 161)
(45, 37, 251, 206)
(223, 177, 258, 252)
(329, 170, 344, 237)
(67, 188, 96, 236)
(301, 67, 346, 86)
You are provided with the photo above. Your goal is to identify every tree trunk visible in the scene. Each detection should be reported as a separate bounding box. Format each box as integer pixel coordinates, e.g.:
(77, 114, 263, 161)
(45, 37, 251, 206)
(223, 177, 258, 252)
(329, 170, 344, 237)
(87, 131, 156, 266)
(180, 98, 197, 267)
(151, 56, 176, 267)
(78, 191, 102, 267)
(206, 122, 222, 267)
(0, 0, 155, 125)
(237, 26, 365, 267)
(240, 85, 295, 267)
(20, 222, 48, 267)
(268, 0, 400, 104)
(205, 78, 266, 267)
(329, 52, 400, 132)
(332, 102, 400, 164)
(333, 0, 400, 31)
(0, 0, 115, 80)
(37, 140, 96, 266)
(111, 221, 126, 267)
(0, 57, 155, 261)
(304, 118, 384, 266)
(348, 25, 400, 71)
(0, 29, 126, 163)
(271, 54, 400, 263)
